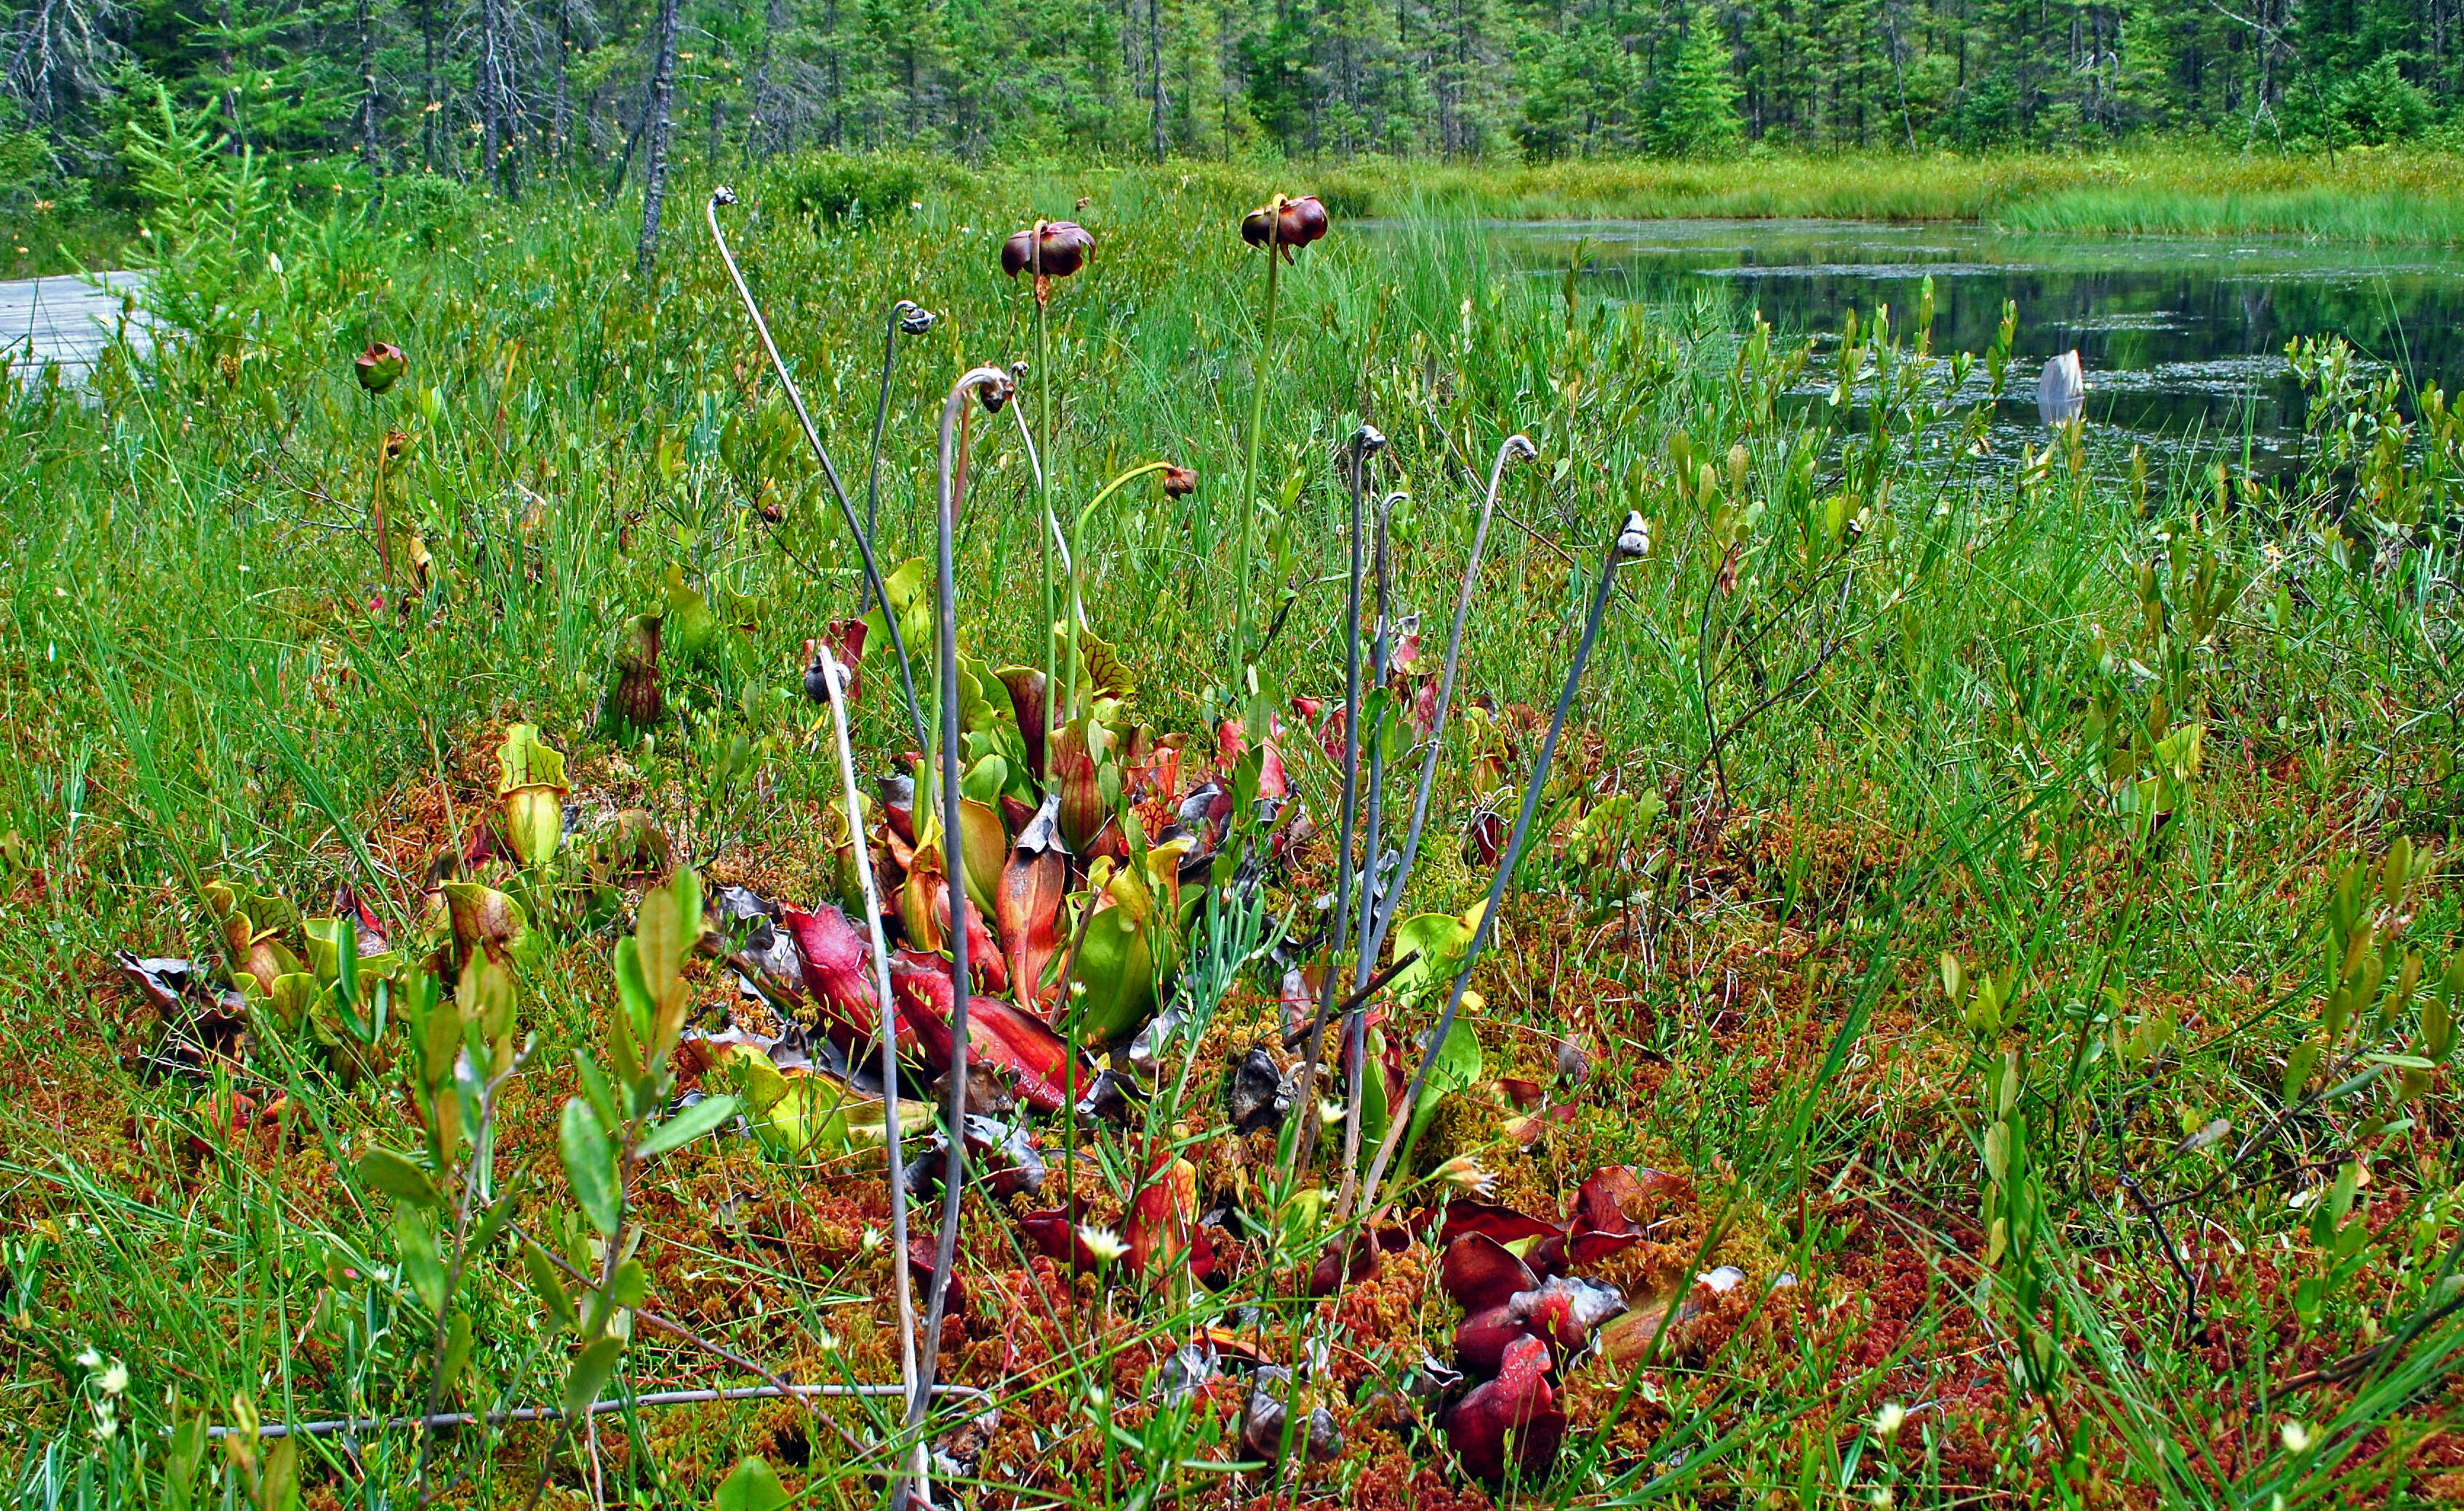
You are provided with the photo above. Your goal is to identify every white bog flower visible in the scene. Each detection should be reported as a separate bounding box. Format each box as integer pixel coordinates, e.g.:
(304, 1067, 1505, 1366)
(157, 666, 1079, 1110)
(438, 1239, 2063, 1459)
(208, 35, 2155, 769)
(98, 1362, 128, 1397)
(2281, 1420, 2313, 1455)
(1872, 1401, 1905, 1438)
(1078, 1225, 1130, 1264)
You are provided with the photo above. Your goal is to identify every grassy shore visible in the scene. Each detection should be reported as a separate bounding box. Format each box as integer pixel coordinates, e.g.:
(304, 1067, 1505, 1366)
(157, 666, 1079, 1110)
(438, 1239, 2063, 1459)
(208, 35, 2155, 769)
(0, 160, 2460, 1507)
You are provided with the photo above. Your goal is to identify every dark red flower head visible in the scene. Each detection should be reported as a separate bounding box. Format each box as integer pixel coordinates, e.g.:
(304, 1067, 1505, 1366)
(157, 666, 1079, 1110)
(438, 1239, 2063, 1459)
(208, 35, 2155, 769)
(1241, 195, 1329, 260)
(1001, 221, 1092, 280)
(355, 341, 406, 394)
(1162, 464, 1197, 498)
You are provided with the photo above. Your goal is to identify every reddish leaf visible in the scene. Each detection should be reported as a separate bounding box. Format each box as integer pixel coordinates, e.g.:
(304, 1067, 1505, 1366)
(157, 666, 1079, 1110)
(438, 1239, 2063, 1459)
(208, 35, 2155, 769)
(1453, 1304, 1535, 1378)
(1126, 1137, 1214, 1280)
(1051, 721, 1108, 853)
(891, 951, 1075, 1110)
(997, 667, 1051, 782)
(824, 618, 867, 705)
(1444, 1334, 1559, 1483)
(1020, 1209, 1103, 1272)
(1309, 1233, 1380, 1296)
(908, 1237, 965, 1313)
(1497, 1077, 1546, 1110)
(1441, 1201, 1562, 1248)
(996, 796, 1068, 1010)
(883, 775, 916, 845)
(1440, 1232, 1538, 1313)
(778, 904, 879, 1049)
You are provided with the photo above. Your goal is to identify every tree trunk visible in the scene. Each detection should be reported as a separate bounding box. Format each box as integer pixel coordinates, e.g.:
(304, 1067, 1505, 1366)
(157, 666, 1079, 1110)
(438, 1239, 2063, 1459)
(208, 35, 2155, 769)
(552, 0, 572, 162)
(637, 0, 682, 281)
(421, 0, 439, 170)
(359, 0, 382, 175)
(479, 0, 503, 186)
(1149, 0, 1167, 161)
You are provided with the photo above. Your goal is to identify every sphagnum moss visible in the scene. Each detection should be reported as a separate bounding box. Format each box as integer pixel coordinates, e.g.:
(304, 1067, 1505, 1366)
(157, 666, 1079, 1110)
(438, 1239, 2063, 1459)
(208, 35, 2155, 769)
(2, 165, 2461, 1509)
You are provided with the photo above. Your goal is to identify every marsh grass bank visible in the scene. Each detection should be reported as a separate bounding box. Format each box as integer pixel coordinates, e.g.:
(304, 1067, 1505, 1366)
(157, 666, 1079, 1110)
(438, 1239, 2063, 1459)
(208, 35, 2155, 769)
(0, 162, 2461, 1507)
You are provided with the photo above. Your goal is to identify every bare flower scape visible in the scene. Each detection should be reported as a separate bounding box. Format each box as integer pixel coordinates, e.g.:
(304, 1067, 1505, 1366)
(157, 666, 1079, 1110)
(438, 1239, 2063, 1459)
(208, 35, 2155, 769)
(8, 97, 2463, 1511)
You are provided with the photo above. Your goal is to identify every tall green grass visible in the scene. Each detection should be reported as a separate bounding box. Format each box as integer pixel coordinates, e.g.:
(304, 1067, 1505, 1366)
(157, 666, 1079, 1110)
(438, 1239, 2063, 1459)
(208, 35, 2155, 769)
(0, 159, 2458, 1507)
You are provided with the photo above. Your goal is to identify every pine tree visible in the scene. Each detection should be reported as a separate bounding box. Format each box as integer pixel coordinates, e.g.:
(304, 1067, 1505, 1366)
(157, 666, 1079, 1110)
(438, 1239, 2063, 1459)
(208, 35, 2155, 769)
(1647, 7, 1738, 154)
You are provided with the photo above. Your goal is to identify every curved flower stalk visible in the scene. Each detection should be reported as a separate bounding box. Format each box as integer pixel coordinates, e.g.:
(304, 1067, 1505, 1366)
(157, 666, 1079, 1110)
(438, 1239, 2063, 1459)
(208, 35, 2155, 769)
(1231, 194, 1329, 693)
(705, 188, 927, 755)
(809, 640, 926, 1500)
(1357, 509, 1649, 1220)
(907, 362, 1016, 1474)
(860, 300, 937, 613)
(1361, 434, 1537, 970)
(1290, 423, 1384, 1183)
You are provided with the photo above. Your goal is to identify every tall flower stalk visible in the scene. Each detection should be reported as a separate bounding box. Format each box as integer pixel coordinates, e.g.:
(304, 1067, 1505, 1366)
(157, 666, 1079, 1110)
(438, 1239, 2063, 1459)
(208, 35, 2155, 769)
(1004, 220, 1091, 771)
(1230, 194, 1328, 692)
(905, 363, 1015, 1485)
(1361, 434, 1537, 968)
(1061, 459, 1176, 722)
(1335, 485, 1409, 1213)
(810, 639, 925, 1500)
(706, 188, 927, 755)
(1357, 509, 1650, 1219)
(1289, 423, 1383, 1183)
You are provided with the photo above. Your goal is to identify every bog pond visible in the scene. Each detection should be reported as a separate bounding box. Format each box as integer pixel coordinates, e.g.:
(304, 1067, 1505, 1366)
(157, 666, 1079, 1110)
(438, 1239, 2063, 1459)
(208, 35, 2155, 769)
(1486, 218, 2464, 474)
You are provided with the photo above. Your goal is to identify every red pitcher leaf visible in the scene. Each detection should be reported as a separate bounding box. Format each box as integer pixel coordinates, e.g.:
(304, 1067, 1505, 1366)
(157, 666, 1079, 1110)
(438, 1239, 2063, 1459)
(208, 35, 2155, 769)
(1568, 1165, 1691, 1262)
(882, 773, 916, 846)
(1019, 1210, 1105, 1272)
(908, 1236, 966, 1314)
(1495, 1077, 1547, 1110)
(1051, 717, 1110, 853)
(1126, 1139, 1212, 1278)
(996, 667, 1050, 782)
(996, 795, 1068, 1008)
(965, 994, 1075, 1111)
(1505, 1104, 1580, 1148)
(1444, 1334, 1558, 1483)
(1510, 1275, 1627, 1356)
(899, 845, 948, 954)
(823, 618, 867, 705)
(1441, 1232, 1539, 1313)
(780, 904, 879, 1033)
(1441, 1201, 1563, 1248)
(1309, 1232, 1382, 1296)
(998, 793, 1038, 837)
(1453, 1304, 1537, 1378)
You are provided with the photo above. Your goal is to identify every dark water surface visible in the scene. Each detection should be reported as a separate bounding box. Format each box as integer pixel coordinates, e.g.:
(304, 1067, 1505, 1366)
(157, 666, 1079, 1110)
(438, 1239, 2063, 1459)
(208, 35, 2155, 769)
(1484, 219, 2464, 473)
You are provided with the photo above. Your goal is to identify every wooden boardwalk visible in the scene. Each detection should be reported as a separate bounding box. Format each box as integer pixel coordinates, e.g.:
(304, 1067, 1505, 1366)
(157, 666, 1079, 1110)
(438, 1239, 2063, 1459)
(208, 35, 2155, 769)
(0, 272, 151, 383)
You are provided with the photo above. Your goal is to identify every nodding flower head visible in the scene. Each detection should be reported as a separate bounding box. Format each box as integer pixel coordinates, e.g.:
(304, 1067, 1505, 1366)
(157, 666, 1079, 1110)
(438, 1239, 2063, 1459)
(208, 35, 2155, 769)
(1163, 464, 1198, 498)
(710, 185, 738, 208)
(1002, 220, 1092, 281)
(1353, 423, 1388, 458)
(1615, 510, 1649, 560)
(896, 300, 937, 336)
(976, 369, 1017, 413)
(1241, 194, 1329, 259)
(1504, 434, 1538, 464)
(1009, 360, 1031, 388)
(354, 341, 406, 394)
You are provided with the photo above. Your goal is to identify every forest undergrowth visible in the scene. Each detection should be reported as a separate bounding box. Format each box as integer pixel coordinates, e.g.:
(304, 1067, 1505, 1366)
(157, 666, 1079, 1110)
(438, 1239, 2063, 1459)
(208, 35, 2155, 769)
(1, 146, 2463, 1509)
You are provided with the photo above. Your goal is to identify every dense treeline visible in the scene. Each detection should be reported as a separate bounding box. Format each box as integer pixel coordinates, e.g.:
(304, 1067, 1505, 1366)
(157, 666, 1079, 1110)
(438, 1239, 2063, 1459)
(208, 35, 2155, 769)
(0, 0, 2453, 213)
